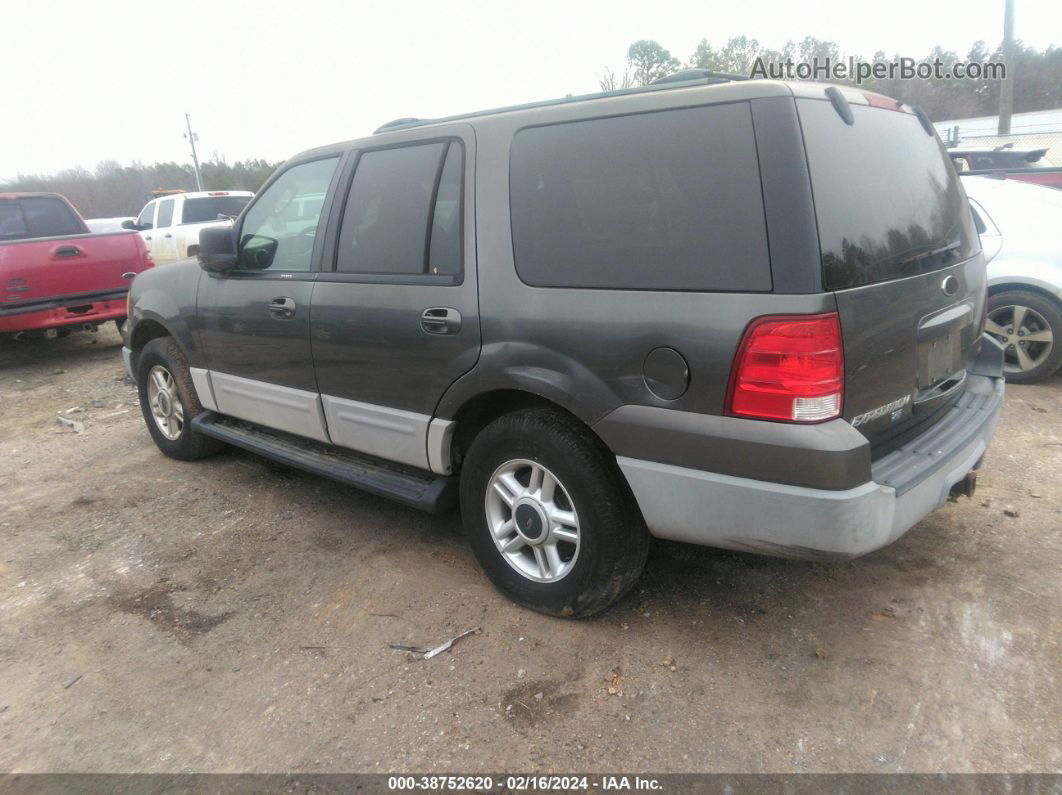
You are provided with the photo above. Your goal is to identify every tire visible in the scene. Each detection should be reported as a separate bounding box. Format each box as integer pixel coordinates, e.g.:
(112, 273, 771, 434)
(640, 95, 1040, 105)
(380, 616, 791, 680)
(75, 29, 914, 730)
(986, 289, 1062, 384)
(460, 408, 650, 618)
(114, 317, 126, 335)
(136, 337, 223, 460)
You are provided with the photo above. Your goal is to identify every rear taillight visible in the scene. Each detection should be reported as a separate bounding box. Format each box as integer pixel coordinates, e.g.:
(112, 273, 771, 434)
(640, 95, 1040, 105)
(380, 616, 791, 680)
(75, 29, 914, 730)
(726, 313, 844, 423)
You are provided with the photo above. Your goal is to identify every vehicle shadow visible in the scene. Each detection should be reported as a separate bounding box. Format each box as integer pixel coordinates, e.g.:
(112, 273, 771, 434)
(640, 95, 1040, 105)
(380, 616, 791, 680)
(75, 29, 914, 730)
(0, 328, 125, 371)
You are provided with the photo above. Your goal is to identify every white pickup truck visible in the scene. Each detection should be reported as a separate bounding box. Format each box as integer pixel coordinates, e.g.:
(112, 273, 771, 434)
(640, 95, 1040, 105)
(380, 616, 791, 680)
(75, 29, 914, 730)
(124, 191, 253, 263)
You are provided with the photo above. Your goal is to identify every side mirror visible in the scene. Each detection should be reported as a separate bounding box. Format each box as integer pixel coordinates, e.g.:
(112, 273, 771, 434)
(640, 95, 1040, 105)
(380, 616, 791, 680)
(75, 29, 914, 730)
(121, 219, 138, 231)
(198, 226, 238, 274)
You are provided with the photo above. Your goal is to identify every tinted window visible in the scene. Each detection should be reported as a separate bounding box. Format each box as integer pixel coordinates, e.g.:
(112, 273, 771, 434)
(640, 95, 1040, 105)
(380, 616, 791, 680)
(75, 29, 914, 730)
(509, 104, 771, 291)
(156, 199, 174, 228)
(238, 157, 339, 272)
(17, 197, 83, 238)
(136, 202, 155, 230)
(337, 142, 447, 275)
(0, 202, 30, 241)
(798, 99, 979, 290)
(428, 144, 463, 275)
(182, 195, 252, 224)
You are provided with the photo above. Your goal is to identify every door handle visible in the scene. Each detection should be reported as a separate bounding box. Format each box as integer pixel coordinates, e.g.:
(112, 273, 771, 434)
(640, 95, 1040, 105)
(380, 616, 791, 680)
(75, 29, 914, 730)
(421, 307, 461, 335)
(164, 233, 173, 238)
(269, 297, 296, 320)
(54, 245, 81, 258)
(144, 236, 152, 241)
(122, 272, 137, 279)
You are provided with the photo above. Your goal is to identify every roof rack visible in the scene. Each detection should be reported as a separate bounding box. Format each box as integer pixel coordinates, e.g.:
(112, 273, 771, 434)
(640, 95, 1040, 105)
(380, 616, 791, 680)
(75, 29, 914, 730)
(649, 69, 748, 85)
(371, 71, 751, 135)
(374, 117, 423, 134)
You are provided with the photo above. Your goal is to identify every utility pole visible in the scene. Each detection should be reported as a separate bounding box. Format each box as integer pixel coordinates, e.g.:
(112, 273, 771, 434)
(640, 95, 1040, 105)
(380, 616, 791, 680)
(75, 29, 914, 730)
(183, 113, 204, 191)
(998, 0, 1015, 135)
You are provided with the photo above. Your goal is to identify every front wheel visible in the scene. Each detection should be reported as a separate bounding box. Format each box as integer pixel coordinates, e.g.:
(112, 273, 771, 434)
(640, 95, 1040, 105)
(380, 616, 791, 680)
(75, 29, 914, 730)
(986, 289, 1062, 383)
(136, 337, 223, 460)
(460, 408, 649, 617)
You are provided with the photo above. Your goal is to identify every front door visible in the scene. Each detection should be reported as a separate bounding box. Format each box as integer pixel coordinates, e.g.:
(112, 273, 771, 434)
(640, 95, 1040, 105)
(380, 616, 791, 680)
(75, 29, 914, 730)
(310, 129, 479, 471)
(196, 155, 343, 441)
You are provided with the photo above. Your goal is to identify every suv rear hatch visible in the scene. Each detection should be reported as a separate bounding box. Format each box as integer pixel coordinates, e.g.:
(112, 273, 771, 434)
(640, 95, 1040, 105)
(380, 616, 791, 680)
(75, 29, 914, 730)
(797, 93, 985, 455)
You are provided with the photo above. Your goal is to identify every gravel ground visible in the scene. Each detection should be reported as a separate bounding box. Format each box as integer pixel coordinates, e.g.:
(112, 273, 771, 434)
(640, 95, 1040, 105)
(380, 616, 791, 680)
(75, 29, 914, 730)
(1, 325, 1060, 773)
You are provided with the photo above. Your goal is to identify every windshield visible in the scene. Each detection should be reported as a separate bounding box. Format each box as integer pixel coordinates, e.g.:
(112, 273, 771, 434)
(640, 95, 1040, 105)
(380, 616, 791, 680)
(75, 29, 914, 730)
(799, 99, 979, 290)
(181, 196, 251, 224)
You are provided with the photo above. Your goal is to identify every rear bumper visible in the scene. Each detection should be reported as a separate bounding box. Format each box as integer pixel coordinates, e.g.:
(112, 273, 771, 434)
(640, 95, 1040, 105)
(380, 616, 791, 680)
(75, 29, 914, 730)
(619, 347, 1005, 561)
(0, 297, 126, 334)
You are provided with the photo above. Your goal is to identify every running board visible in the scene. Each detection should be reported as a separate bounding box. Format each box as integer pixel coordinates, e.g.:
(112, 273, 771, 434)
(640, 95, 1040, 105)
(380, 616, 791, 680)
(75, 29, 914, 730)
(191, 411, 457, 514)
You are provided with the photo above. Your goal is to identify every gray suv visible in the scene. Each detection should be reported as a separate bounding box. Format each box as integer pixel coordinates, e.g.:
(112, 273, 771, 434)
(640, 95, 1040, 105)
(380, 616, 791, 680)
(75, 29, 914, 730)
(122, 76, 1004, 617)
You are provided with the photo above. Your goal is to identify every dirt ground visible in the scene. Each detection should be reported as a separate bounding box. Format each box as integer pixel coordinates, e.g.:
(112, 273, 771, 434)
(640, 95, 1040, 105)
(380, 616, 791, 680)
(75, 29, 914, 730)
(1, 324, 1060, 774)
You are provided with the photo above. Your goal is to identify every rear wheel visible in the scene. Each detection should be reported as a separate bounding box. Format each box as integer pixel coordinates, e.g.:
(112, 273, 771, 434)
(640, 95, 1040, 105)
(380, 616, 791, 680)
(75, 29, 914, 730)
(136, 337, 223, 460)
(460, 408, 649, 617)
(986, 289, 1062, 383)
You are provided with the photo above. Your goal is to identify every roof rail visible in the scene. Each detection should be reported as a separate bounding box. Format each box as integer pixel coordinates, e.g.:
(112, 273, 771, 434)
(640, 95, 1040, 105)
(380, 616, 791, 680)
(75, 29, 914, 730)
(650, 69, 748, 85)
(374, 117, 422, 134)
(371, 72, 751, 135)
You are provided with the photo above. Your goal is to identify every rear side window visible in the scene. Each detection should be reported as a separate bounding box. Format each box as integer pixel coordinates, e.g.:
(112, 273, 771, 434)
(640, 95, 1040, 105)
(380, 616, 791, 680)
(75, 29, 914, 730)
(0, 197, 82, 240)
(798, 99, 979, 290)
(156, 199, 174, 228)
(509, 103, 771, 291)
(336, 141, 462, 276)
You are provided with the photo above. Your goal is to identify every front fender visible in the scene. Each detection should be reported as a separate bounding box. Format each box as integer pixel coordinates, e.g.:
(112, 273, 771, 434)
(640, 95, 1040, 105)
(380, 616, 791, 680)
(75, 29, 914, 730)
(987, 255, 1062, 301)
(128, 260, 204, 366)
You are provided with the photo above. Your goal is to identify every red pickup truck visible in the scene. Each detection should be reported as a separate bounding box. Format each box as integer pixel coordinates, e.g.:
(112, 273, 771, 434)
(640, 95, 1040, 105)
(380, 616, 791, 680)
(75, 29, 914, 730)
(0, 192, 153, 338)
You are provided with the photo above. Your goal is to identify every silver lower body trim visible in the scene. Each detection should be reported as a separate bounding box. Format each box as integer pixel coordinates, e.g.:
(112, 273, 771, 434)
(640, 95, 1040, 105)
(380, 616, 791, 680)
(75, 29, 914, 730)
(618, 407, 999, 561)
(121, 346, 135, 381)
(210, 371, 329, 443)
(189, 367, 218, 412)
(321, 394, 430, 470)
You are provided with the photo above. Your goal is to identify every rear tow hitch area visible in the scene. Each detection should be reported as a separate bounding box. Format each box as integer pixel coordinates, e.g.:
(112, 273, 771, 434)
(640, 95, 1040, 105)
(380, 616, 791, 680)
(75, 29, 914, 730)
(949, 470, 978, 501)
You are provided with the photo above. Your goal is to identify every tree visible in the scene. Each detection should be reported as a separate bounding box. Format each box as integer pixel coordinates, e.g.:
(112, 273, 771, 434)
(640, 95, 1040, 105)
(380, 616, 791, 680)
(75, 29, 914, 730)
(626, 40, 680, 86)
(599, 66, 634, 92)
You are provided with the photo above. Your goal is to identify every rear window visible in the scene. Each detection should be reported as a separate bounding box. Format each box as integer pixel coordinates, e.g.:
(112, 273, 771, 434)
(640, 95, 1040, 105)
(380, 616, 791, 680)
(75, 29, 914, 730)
(0, 197, 82, 241)
(509, 103, 772, 292)
(798, 99, 979, 290)
(182, 196, 251, 224)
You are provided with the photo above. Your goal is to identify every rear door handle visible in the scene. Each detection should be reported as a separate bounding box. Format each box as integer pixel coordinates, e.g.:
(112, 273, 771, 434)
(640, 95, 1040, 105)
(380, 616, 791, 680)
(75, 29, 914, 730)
(421, 307, 461, 335)
(163, 233, 173, 239)
(269, 296, 296, 320)
(54, 245, 81, 258)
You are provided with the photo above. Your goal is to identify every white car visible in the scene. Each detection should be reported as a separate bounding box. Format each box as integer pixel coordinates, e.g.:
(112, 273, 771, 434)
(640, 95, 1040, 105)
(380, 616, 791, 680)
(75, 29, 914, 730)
(85, 216, 136, 233)
(963, 175, 1062, 382)
(124, 191, 253, 263)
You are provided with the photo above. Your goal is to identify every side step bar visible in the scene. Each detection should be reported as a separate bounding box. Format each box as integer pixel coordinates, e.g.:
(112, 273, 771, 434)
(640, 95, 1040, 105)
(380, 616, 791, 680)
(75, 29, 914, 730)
(191, 411, 458, 515)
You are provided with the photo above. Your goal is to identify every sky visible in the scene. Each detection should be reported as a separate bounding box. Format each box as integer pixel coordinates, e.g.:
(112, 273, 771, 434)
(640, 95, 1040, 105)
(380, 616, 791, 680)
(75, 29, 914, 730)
(2, 0, 1060, 180)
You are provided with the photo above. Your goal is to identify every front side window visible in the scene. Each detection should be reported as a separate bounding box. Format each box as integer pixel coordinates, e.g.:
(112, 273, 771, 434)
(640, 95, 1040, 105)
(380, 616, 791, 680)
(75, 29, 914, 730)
(509, 103, 771, 291)
(237, 157, 339, 272)
(336, 141, 462, 276)
(156, 199, 174, 229)
(136, 202, 156, 230)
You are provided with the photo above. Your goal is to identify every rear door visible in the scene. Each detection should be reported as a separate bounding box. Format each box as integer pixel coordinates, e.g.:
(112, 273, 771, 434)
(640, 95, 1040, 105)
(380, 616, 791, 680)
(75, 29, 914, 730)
(309, 128, 480, 471)
(798, 97, 985, 448)
(0, 196, 144, 307)
(152, 198, 179, 262)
